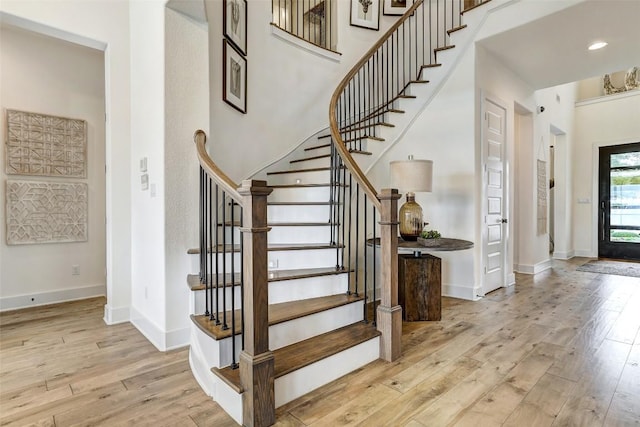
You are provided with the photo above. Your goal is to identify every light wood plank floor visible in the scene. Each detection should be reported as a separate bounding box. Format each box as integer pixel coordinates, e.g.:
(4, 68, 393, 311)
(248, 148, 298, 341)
(2, 258, 640, 426)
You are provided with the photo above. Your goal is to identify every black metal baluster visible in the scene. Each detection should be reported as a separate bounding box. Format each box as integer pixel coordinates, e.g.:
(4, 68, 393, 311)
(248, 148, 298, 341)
(347, 173, 353, 294)
(207, 176, 213, 318)
(222, 192, 228, 330)
(240, 207, 245, 350)
(372, 207, 377, 326)
(363, 195, 368, 321)
(354, 184, 360, 297)
(214, 184, 220, 323)
(230, 200, 237, 368)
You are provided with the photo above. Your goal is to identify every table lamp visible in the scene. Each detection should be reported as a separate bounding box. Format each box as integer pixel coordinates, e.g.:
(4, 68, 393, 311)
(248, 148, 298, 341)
(390, 156, 433, 241)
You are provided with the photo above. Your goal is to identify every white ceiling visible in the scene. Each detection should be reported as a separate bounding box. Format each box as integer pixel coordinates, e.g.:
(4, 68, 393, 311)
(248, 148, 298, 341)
(477, 0, 640, 89)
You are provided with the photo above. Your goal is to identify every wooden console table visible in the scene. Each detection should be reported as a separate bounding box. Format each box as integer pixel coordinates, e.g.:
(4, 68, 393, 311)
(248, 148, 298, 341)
(368, 238, 473, 322)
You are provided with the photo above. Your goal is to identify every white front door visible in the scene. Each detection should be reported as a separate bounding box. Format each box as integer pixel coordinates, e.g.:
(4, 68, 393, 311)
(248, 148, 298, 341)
(482, 97, 507, 295)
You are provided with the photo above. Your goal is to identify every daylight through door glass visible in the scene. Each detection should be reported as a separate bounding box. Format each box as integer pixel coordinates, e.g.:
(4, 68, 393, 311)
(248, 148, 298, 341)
(610, 152, 640, 243)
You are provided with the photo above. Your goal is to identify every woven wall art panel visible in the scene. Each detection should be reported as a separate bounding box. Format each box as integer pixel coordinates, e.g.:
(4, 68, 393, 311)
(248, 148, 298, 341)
(5, 109, 87, 178)
(6, 180, 88, 245)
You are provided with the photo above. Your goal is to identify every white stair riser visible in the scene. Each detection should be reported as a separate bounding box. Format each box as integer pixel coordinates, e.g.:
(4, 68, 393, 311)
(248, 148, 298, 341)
(435, 47, 457, 65)
(268, 204, 331, 223)
(192, 273, 349, 312)
(269, 248, 341, 270)
(191, 286, 241, 315)
(189, 252, 242, 274)
(268, 225, 333, 244)
(268, 169, 331, 186)
(190, 323, 242, 369)
(269, 300, 364, 350)
(304, 145, 331, 157)
(275, 337, 380, 407)
(269, 186, 331, 203)
(268, 274, 348, 304)
(289, 157, 331, 170)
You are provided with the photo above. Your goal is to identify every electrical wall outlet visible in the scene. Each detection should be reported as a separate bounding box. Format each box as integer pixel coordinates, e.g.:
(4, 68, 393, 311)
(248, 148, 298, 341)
(72, 265, 80, 275)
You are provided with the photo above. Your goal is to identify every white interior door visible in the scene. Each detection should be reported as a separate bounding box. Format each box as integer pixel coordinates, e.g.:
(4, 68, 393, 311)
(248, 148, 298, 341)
(482, 98, 507, 295)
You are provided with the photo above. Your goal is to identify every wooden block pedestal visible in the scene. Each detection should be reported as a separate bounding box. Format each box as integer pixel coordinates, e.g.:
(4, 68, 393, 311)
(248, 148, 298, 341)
(398, 253, 441, 321)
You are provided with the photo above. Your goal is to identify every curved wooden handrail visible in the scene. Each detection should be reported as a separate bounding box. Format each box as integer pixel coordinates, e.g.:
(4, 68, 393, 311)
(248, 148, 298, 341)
(329, 0, 425, 212)
(193, 129, 243, 205)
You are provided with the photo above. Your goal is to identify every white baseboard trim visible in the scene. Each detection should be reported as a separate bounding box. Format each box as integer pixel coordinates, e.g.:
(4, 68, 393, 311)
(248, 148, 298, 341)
(130, 306, 189, 351)
(103, 304, 130, 325)
(574, 250, 596, 258)
(553, 250, 575, 260)
(514, 259, 552, 275)
(442, 283, 481, 301)
(506, 273, 516, 287)
(0, 284, 105, 312)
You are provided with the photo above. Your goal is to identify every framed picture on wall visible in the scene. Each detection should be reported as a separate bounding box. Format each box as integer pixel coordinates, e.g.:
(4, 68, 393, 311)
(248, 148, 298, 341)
(224, 0, 247, 55)
(383, 0, 413, 15)
(223, 40, 247, 114)
(350, 0, 380, 30)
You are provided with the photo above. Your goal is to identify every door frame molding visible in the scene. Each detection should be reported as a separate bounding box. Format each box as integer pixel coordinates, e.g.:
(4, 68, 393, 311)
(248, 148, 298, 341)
(479, 92, 510, 297)
(591, 137, 640, 258)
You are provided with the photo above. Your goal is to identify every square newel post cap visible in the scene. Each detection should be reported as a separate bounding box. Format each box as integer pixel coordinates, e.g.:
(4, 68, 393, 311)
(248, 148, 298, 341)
(378, 188, 402, 201)
(238, 179, 273, 196)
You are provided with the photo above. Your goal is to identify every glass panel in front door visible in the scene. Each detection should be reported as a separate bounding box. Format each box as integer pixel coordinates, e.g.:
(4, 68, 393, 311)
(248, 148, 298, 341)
(610, 152, 640, 243)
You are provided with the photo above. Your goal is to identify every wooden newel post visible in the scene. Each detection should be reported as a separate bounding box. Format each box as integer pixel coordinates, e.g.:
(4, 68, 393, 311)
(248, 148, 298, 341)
(376, 188, 402, 362)
(238, 180, 275, 427)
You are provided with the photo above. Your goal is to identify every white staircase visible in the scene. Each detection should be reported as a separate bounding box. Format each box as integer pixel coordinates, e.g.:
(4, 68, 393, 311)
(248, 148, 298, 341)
(187, 1, 493, 424)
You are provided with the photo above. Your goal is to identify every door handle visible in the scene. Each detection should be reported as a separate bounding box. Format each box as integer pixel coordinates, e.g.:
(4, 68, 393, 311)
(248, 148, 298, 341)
(496, 218, 508, 224)
(501, 218, 508, 224)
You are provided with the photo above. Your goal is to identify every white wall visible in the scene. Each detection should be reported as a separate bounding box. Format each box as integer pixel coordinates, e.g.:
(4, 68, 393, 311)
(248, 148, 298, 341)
(164, 8, 209, 347)
(205, 0, 403, 183)
(0, 1, 132, 322)
(128, 0, 168, 346)
(573, 91, 640, 257)
(0, 25, 106, 310)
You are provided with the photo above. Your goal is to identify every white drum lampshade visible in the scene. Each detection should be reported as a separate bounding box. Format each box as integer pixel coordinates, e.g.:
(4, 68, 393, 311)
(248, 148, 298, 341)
(389, 158, 433, 241)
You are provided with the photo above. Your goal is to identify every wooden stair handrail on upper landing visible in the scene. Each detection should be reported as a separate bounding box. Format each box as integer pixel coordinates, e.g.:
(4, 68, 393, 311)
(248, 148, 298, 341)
(328, 0, 425, 211)
(193, 129, 243, 205)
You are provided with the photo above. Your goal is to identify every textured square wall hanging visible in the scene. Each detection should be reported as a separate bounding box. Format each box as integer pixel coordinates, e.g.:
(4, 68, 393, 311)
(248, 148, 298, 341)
(6, 180, 88, 245)
(5, 109, 87, 178)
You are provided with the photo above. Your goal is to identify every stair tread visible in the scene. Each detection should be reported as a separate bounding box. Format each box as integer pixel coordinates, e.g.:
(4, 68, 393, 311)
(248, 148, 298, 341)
(267, 266, 352, 282)
(216, 220, 335, 227)
(269, 183, 335, 188)
(342, 135, 385, 143)
(447, 24, 467, 34)
(187, 242, 344, 254)
(188, 273, 240, 291)
(409, 80, 430, 84)
(422, 63, 442, 69)
(434, 44, 455, 52)
(267, 166, 338, 176)
(339, 121, 393, 133)
(305, 142, 331, 151)
(268, 201, 334, 206)
(212, 321, 380, 392)
(274, 322, 379, 377)
(290, 154, 330, 164)
(188, 267, 350, 291)
(192, 293, 364, 340)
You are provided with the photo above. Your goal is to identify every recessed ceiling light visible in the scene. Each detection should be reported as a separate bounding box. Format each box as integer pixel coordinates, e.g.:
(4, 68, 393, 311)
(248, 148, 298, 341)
(588, 41, 608, 50)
